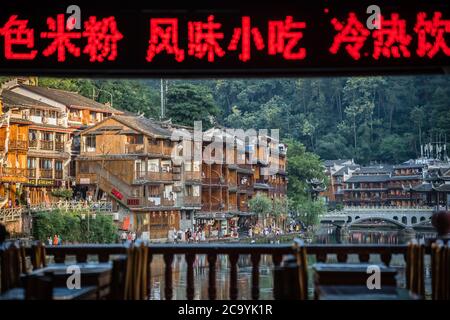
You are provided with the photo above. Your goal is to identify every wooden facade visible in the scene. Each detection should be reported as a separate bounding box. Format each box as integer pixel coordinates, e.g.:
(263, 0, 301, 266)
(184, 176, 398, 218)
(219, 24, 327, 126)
(76, 119, 289, 240)
(0, 78, 122, 207)
(75, 116, 186, 240)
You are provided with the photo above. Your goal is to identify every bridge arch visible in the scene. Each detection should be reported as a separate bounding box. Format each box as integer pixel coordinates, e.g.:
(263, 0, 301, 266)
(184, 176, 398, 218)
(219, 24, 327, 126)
(393, 216, 398, 221)
(348, 216, 407, 229)
(401, 216, 407, 225)
(411, 216, 417, 224)
(420, 216, 426, 222)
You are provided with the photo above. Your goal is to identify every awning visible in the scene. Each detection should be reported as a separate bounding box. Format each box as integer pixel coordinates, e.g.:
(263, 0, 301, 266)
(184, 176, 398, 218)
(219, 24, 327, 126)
(121, 216, 130, 230)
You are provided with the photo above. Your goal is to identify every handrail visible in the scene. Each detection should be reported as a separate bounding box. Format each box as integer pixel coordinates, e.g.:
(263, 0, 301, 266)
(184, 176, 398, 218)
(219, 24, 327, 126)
(18, 242, 431, 300)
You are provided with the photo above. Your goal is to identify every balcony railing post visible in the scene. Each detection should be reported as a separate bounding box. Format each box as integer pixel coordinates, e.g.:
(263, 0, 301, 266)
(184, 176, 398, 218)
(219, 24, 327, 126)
(207, 253, 217, 300)
(251, 253, 261, 300)
(164, 253, 174, 300)
(229, 253, 239, 300)
(186, 253, 196, 300)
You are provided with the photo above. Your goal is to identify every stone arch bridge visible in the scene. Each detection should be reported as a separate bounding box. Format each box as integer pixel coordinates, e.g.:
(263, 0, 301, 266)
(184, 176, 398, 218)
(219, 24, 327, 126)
(319, 207, 434, 229)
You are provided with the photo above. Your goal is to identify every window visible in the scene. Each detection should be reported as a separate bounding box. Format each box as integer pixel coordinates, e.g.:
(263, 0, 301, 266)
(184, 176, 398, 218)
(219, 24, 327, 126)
(184, 161, 192, 171)
(27, 158, 36, 169)
(148, 159, 159, 172)
(55, 161, 63, 171)
(90, 112, 97, 122)
(193, 161, 201, 171)
(161, 160, 171, 172)
(192, 185, 200, 197)
(29, 130, 37, 141)
(55, 133, 64, 142)
(85, 135, 96, 151)
(47, 111, 57, 118)
(39, 159, 52, 169)
(127, 135, 144, 144)
(42, 131, 53, 141)
(31, 109, 42, 116)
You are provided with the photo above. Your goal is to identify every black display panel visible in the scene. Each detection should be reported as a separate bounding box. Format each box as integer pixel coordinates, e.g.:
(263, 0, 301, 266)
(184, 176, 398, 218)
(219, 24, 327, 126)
(0, 0, 449, 76)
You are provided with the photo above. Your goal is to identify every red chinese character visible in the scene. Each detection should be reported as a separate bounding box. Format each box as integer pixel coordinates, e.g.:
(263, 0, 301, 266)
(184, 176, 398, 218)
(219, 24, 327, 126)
(373, 13, 412, 59)
(415, 12, 450, 58)
(228, 16, 264, 62)
(40, 14, 81, 62)
(268, 16, 306, 60)
(0, 15, 37, 60)
(82, 16, 123, 62)
(188, 15, 225, 62)
(146, 18, 184, 62)
(329, 13, 370, 60)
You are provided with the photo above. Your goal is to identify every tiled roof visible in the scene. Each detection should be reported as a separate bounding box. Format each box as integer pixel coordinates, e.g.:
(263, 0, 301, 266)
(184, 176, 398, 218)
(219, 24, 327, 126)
(112, 115, 172, 138)
(390, 175, 422, 181)
(323, 159, 353, 167)
(355, 166, 392, 175)
(1, 90, 57, 110)
(346, 174, 390, 183)
(17, 84, 122, 114)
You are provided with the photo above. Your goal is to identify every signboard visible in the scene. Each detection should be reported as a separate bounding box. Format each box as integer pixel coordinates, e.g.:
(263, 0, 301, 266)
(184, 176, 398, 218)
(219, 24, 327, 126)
(79, 178, 91, 185)
(0, 0, 449, 76)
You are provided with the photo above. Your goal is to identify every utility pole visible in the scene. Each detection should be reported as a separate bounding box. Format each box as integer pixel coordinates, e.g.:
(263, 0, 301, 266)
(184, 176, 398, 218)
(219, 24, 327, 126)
(160, 79, 165, 120)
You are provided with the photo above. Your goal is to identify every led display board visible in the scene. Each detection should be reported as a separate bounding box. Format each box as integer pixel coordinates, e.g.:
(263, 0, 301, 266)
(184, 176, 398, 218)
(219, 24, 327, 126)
(0, 0, 449, 76)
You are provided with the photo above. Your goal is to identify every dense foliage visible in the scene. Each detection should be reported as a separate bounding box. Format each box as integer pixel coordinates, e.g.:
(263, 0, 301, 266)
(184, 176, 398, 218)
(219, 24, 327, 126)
(35, 76, 450, 165)
(33, 209, 118, 243)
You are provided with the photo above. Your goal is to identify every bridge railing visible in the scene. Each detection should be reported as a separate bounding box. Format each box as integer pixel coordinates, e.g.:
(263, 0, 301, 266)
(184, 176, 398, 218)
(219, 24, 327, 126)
(21, 242, 419, 300)
(341, 206, 434, 211)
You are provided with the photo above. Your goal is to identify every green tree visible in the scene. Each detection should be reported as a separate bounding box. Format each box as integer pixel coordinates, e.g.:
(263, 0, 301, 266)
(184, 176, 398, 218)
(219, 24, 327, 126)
(294, 198, 326, 226)
(248, 194, 272, 217)
(166, 84, 219, 128)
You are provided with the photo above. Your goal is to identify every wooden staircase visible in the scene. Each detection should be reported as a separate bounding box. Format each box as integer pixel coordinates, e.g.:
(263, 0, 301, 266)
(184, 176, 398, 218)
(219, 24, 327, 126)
(92, 163, 136, 209)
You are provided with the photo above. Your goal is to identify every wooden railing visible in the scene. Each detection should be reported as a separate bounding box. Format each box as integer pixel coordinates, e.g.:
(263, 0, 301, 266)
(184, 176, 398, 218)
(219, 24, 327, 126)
(185, 171, 201, 181)
(0, 167, 27, 177)
(184, 196, 201, 205)
(125, 143, 144, 154)
(39, 140, 53, 150)
(28, 168, 36, 178)
(55, 141, 65, 152)
(33, 243, 416, 300)
(39, 169, 53, 179)
(8, 140, 28, 150)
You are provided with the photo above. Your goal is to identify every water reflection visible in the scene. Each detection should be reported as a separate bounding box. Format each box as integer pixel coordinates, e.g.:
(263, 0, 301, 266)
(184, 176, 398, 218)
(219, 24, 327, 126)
(150, 254, 274, 300)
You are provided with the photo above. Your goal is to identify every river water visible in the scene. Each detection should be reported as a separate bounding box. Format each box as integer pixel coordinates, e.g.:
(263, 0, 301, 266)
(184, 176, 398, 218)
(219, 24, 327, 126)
(149, 226, 437, 300)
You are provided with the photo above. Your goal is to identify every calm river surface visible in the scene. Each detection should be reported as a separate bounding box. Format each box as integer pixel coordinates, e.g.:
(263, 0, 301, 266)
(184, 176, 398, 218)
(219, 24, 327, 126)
(149, 226, 437, 300)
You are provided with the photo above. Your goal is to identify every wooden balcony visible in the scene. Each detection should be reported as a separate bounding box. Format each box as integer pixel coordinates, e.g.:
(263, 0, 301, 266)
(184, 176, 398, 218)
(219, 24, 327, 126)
(147, 171, 173, 181)
(125, 143, 144, 154)
(8, 140, 28, 151)
(29, 140, 38, 149)
(28, 168, 36, 178)
(55, 141, 65, 152)
(55, 170, 63, 179)
(147, 144, 161, 154)
(0, 167, 27, 181)
(40, 140, 53, 151)
(163, 146, 173, 156)
(40, 169, 53, 179)
(185, 171, 201, 181)
(184, 196, 201, 205)
(161, 198, 175, 206)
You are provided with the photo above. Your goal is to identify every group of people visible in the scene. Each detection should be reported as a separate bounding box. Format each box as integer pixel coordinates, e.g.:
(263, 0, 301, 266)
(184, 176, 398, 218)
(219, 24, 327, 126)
(168, 228, 206, 243)
(120, 231, 136, 244)
(248, 225, 286, 238)
(46, 234, 62, 246)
